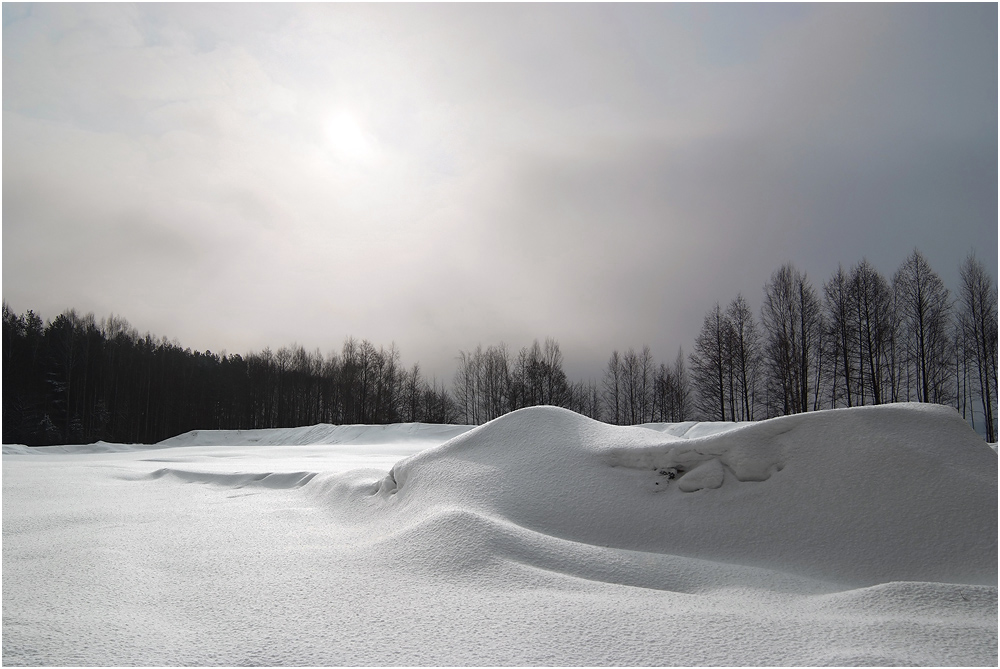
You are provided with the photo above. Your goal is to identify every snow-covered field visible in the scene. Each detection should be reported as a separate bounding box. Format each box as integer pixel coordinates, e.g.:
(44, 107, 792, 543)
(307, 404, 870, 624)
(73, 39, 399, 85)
(3, 403, 997, 666)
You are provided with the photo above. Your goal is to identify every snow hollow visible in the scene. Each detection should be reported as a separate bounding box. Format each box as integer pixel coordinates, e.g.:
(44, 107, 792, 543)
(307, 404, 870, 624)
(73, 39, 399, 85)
(3, 402, 997, 665)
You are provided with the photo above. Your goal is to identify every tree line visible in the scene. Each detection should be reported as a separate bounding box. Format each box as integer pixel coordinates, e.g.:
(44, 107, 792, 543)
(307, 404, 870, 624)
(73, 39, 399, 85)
(439, 339, 690, 428)
(3, 249, 996, 445)
(1, 312, 456, 445)
(451, 251, 997, 441)
(453, 338, 599, 425)
(687, 251, 997, 440)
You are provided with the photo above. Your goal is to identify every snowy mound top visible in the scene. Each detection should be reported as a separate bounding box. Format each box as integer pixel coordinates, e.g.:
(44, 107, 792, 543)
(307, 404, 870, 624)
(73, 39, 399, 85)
(341, 404, 997, 587)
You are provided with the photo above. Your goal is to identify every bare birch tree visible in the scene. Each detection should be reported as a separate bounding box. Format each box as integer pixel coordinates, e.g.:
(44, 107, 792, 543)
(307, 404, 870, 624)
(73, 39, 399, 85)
(602, 350, 623, 425)
(850, 259, 895, 406)
(958, 253, 998, 441)
(690, 303, 730, 420)
(893, 249, 953, 404)
(760, 265, 822, 415)
(726, 294, 762, 420)
(824, 264, 857, 407)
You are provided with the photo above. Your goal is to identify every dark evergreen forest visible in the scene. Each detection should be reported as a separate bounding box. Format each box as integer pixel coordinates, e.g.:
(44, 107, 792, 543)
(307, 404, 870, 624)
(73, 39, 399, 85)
(2, 306, 456, 445)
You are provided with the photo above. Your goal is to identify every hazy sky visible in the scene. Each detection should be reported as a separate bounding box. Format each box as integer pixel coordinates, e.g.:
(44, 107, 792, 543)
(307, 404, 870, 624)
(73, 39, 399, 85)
(3, 3, 997, 382)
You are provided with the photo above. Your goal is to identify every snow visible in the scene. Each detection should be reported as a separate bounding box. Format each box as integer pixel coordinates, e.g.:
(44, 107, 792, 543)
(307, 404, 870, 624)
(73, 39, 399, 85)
(3, 403, 997, 665)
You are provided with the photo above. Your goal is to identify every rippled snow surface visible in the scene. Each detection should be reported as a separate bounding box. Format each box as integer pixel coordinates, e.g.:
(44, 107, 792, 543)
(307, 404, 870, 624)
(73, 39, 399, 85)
(3, 404, 997, 666)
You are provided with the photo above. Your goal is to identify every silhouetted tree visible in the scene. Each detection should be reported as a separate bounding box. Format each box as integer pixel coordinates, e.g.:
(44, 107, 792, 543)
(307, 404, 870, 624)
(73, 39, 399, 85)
(541, 338, 569, 407)
(726, 294, 762, 420)
(652, 347, 690, 422)
(760, 265, 823, 416)
(619, 346, 654, 425)
(850, 259, 896, 406)
(958, 253, 998, 441)
(566, 379, 601, 421)
(823, 264, 857, 408)
(602, 350, 624, 425)
(893, 249, 953, 404)
(690, 303, 730, 421)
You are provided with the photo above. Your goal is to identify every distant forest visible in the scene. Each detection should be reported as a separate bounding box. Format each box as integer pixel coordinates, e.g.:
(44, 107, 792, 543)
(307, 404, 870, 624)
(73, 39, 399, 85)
(3, 250, 997, 445)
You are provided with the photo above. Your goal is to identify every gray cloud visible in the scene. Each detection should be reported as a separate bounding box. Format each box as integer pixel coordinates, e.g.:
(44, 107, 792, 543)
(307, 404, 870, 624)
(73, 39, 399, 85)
(3, 3, 995, 381)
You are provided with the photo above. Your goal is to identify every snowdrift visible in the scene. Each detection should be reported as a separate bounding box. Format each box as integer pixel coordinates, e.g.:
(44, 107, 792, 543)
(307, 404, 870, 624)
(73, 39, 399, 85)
(7, 404, 993, 587)
(3, 402, 996, 665)
(2, 422, 473, 455)
(157, 421, 473, 448)
(1, 440, 164, 455)
(326, 403, 997, 587)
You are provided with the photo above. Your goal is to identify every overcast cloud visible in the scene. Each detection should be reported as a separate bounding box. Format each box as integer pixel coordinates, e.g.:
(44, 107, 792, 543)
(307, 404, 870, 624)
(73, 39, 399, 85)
(3, 3, 996, 381)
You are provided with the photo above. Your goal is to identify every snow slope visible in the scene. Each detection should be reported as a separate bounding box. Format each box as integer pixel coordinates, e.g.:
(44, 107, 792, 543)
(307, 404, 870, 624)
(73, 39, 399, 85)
(2, 421, 473, 454)
(3, 403, 996, 665)
(364, 403, 995, 586)
(156, 421, 473, 448)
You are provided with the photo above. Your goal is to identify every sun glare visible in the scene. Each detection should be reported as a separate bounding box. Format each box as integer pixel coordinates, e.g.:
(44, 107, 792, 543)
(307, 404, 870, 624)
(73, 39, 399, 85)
(323, 110, 379, 166)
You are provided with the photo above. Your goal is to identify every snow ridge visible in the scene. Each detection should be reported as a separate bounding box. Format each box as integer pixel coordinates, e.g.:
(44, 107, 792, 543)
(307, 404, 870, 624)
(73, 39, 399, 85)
(146, 468, 318, 489)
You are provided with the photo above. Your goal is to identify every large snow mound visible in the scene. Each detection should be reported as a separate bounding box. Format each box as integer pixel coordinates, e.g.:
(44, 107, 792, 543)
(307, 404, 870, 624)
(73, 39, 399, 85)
(4, 403, 996, 665)
(327, 403, 996, 587)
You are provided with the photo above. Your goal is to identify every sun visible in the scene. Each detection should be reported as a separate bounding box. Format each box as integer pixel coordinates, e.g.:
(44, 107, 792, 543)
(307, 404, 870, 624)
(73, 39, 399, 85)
(323, 110, 379, 166)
